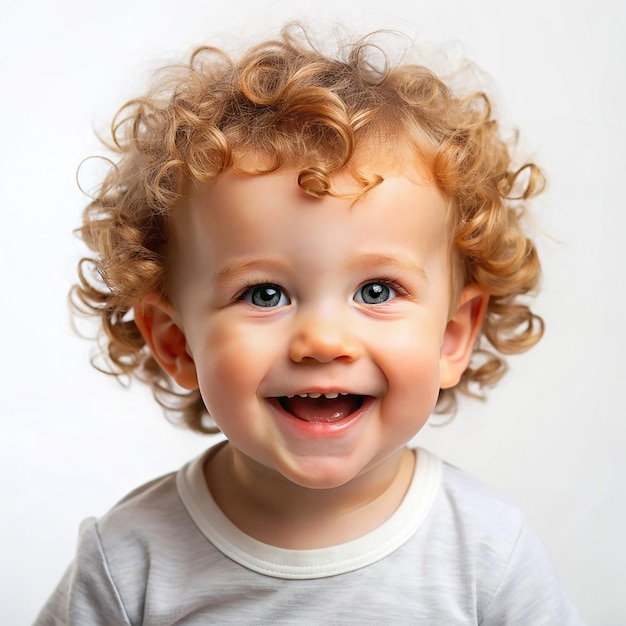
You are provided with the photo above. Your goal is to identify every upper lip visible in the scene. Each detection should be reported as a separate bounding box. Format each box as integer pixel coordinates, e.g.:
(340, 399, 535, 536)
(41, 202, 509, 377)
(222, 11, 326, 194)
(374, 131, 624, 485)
(284, 391, 352, 399)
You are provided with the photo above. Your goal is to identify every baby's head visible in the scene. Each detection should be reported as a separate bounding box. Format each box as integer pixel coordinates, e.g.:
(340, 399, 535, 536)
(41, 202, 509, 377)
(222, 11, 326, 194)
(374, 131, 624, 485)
(73, 24, 544, 434)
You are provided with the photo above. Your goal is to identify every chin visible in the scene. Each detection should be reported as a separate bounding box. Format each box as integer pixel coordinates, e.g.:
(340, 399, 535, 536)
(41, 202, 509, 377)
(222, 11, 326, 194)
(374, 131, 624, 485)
(274, 454, 375, 491)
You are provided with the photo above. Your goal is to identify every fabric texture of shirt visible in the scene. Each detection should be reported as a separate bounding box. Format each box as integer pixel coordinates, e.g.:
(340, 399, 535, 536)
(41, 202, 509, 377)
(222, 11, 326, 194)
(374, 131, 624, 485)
(34, 446, 584, 625)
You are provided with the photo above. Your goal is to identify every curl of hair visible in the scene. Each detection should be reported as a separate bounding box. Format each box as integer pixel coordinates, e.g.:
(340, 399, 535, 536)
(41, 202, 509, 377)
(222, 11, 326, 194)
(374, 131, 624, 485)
(72, 23, 545, 432)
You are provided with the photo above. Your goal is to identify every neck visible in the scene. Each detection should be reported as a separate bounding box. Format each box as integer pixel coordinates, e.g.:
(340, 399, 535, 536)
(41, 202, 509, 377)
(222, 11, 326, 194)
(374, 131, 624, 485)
(204, 443, 415, 549)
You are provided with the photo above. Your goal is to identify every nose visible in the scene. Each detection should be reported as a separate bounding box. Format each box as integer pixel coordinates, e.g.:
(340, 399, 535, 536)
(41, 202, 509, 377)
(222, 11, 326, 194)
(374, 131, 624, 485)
(288, 311, 363, 364)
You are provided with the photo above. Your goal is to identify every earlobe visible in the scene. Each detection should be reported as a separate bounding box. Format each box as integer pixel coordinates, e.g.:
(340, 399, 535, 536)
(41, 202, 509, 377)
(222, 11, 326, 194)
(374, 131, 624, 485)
(133, 295, 199, 390)
(439, 284, 488, 389)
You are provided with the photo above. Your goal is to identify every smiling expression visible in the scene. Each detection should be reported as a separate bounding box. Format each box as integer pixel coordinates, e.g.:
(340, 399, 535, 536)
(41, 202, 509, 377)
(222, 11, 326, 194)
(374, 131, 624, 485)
(137, 164, 484, 491)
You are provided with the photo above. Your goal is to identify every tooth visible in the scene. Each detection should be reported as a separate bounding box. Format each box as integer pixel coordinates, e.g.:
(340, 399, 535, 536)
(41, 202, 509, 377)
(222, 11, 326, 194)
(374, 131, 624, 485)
(308, 392, 321, 398)
(324, 392, 339, 399)
(287, 395, 294, 398)
(298, 393, 308, 398)
(340, 392, 348, 396)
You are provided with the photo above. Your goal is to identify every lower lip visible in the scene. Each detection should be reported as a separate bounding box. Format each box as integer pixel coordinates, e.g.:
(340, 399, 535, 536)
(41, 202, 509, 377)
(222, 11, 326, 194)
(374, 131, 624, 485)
(267, 396, 374, 436)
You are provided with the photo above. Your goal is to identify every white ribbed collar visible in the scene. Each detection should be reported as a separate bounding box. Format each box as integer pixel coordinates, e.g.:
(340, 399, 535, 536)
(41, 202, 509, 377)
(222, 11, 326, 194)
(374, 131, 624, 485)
(177, 445, 441, 579)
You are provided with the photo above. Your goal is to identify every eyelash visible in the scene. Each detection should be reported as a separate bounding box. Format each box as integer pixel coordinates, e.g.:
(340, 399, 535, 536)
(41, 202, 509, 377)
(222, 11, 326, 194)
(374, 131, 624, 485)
(355, 277, 407, 303)
(235, 276, 407, 307)
(236, 281, 291, 308)
(363, 276, 407, 295)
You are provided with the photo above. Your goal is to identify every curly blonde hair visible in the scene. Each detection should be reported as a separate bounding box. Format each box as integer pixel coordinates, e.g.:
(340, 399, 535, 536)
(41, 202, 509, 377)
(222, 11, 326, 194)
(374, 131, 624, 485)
(72, 23, 545, 433)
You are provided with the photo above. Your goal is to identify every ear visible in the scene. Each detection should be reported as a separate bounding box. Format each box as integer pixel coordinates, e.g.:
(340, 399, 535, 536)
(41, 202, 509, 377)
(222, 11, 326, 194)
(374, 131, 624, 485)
(439, 284, 488, 389)
(133, 295, 199, 390)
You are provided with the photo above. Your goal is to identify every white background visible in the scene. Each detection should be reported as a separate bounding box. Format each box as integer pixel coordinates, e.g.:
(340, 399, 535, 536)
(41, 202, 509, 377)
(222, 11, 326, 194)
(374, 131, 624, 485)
(0, 0, 624, 624)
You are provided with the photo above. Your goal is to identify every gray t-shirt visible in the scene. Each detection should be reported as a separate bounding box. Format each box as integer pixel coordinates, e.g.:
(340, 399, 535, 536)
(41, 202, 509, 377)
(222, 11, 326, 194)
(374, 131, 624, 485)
(35, 447, 583, 625)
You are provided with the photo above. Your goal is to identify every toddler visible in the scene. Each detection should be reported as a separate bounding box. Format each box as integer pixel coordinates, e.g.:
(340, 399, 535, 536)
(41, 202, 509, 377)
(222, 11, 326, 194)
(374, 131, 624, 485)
(36, 23, 583, 625)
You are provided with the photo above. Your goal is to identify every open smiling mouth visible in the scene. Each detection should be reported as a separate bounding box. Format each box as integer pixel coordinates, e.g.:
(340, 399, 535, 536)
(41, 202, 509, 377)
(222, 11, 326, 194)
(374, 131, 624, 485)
(275, 393, 366, 423)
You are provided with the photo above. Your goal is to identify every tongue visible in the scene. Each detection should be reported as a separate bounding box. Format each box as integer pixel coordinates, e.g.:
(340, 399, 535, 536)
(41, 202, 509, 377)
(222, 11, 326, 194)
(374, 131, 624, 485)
(281, 396, 360, 423)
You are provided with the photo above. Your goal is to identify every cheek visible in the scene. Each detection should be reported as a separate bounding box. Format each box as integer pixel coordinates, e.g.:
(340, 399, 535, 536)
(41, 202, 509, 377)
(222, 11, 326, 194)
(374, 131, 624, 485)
(376, 326, 443, 415)
(190, 323, 277, 414)
(380, 319, 443, 373)
(393, 345, 442, 397)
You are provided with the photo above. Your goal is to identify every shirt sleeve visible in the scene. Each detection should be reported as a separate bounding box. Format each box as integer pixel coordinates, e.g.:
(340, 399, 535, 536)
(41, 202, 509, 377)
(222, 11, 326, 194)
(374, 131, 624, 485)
(480, 521, 585, 626)
(33, 518, 132, 626)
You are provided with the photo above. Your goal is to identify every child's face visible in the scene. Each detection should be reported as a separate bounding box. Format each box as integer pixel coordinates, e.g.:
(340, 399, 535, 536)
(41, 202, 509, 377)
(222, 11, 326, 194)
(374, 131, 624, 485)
(141, 164, 483, 490)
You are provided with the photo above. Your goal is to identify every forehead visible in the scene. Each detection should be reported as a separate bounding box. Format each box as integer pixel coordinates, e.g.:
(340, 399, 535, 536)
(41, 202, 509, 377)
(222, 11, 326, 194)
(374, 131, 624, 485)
(169, 165, 452, 280)
(185, 162, 447, 230)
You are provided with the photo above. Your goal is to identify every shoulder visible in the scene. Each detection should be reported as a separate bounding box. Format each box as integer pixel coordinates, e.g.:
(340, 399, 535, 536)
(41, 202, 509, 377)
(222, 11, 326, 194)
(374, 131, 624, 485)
(417, 452, 584, 625)
(35, 456, 219, 625)
(436, 458, 526, 540)
(84, 454, 218, 621)
(97, 446, 220, 545)
(416, 452, 527, 553)
(415, 455, 528, 598)
(98, 469, 185, 540)
(439, 458, 521, 512)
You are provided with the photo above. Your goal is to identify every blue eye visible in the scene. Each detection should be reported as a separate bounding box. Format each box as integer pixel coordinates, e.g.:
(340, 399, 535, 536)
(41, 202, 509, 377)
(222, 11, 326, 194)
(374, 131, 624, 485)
(355, 282, 396, 305)
(241, 284, 290, 308)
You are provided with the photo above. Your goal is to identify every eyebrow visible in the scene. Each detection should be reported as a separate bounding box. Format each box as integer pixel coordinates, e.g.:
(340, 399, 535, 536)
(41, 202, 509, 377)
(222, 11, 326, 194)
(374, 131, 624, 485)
(212, 254, 428, 284)
(212, 258, 291, 284)
(350, 253, 429, 282)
